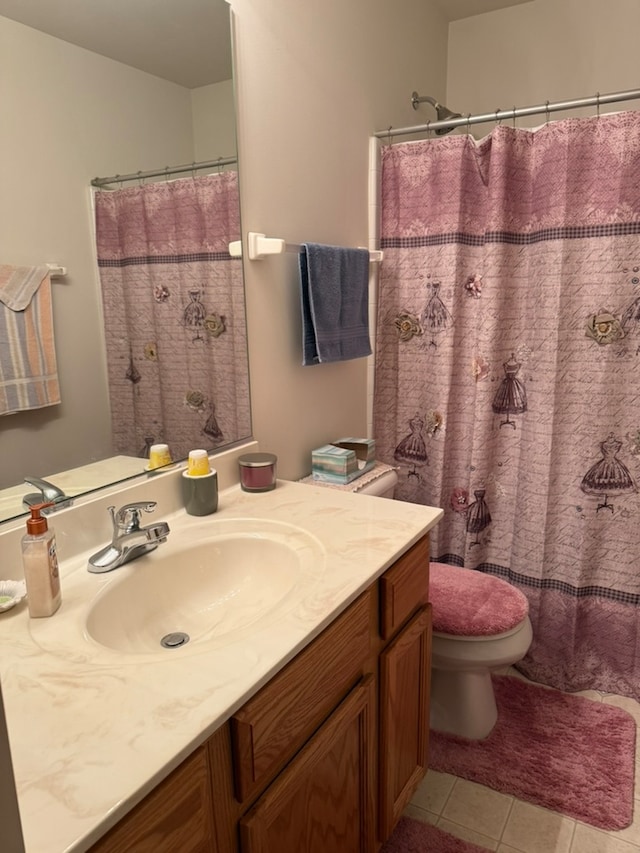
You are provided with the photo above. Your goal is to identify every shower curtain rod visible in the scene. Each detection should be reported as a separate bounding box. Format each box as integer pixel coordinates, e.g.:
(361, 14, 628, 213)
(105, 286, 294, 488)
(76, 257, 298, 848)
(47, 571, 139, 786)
(91, 155, 237, 188)
(374, 87, 640, 140)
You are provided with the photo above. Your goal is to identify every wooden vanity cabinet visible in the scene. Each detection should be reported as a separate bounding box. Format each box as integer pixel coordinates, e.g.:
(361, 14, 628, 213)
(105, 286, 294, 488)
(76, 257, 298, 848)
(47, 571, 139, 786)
(378, 537, 431, 838)
(87, 534, 431, 853)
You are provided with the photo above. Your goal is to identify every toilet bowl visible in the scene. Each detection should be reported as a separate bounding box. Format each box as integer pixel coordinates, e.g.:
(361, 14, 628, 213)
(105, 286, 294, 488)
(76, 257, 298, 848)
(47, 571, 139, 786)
(303, 463, 532, 740)
(429, 561, 532, 739)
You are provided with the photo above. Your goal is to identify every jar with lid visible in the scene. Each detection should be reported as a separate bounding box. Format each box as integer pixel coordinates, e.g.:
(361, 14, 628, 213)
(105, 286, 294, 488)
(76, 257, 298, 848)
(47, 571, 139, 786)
(238, 452, 277, 492)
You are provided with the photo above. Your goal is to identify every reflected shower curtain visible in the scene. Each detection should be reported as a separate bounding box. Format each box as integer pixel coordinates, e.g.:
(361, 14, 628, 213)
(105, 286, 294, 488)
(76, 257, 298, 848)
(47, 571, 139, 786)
(374, 112, 640, 699)
(95, 172, 250, 462)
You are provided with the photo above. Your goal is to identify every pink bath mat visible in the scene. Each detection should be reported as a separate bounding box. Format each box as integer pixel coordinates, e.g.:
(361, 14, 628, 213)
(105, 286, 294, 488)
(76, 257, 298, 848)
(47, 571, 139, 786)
(381, 817, 491, 853)
(430, 675, 636, 830)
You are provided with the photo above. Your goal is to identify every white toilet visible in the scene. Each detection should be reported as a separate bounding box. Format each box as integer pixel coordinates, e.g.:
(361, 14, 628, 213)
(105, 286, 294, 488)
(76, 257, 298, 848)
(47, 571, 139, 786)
(339, 464, 533, 740)
(428, 561, 532, 739)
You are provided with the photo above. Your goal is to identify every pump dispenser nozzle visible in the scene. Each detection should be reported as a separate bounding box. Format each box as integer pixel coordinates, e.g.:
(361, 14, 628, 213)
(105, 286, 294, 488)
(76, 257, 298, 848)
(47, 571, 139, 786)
(26, 503, 53, 535)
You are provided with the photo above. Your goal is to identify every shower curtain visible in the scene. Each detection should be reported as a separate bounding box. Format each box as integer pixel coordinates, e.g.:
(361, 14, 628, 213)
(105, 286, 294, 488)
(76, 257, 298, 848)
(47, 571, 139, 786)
(374, 112, 640, 699)
(95, 172, 250, 463)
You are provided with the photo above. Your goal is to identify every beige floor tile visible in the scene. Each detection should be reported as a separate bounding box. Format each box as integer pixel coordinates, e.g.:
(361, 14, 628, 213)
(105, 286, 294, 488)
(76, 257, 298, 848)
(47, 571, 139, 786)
(441, 778, 512, 840)
(573, 689, 604, 702)
(402, 802, 438, 825)
(437, 816, 499, 850)
(410, 768, 456, 815)
(614, 813, 640, 848)
(572, 822, 640, 852)
(497, 846, 526, 852)
(602, 694, 640, 725)
(501, 800, 575, 853)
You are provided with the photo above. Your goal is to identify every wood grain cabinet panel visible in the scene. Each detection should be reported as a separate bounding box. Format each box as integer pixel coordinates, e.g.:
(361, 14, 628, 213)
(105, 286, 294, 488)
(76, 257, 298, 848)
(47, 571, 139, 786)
(231, 589, 373, 804)
(88, 745, 216, 853)
(378, 606, 431, 839)
(239, 676, 376, 853)
(379, 537, 430, 641)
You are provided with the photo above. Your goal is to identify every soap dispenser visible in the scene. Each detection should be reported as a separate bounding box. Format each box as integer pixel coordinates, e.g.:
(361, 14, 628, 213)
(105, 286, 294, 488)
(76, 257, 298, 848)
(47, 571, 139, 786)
(21, 503, 61, 617)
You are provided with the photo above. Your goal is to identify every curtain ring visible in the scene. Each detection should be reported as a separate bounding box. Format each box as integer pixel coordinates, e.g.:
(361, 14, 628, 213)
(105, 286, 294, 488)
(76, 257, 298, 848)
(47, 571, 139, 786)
(164, 166, 171, 182)
(387, 126, 393, 146)
(217, 157, 223, 174)
(137, 170, 144, 186)
(596, 92, 601, 118)
(466, 113, 472, 135)
(191, 162, 197, 179)
(115, 174, 122, 189)
(512, 106, 517, 128)
(545, 100, 550, 124)
(495, 107, 502, 126)
(426, 120, 431, 139)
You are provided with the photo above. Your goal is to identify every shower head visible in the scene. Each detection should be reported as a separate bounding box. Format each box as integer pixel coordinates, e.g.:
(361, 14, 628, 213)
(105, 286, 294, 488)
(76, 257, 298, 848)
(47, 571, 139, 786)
(411, 92, 462, 135)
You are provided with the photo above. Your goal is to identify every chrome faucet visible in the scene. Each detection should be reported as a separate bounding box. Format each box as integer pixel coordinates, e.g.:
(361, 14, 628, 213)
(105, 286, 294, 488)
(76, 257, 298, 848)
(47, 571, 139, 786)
(23, 476, 72, 511)
(87, 501, 170, 573)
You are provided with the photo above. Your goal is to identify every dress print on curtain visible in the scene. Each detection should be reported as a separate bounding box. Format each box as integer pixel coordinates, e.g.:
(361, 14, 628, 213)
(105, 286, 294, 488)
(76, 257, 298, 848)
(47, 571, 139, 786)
(374, 112, 640, 699)
(94, 173, 250, 462)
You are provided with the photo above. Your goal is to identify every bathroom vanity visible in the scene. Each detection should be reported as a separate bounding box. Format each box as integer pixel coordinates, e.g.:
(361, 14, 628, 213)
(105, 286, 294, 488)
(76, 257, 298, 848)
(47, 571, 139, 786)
(0, 469, 442, 853)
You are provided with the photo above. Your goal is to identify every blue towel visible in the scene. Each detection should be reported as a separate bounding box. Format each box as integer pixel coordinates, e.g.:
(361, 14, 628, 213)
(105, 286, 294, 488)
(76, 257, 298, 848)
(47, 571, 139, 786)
(298, 243, 372, 365)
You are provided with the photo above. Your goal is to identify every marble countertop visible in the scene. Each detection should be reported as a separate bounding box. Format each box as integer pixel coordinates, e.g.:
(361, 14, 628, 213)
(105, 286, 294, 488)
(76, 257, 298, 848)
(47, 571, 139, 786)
(0, 479, 442, 853)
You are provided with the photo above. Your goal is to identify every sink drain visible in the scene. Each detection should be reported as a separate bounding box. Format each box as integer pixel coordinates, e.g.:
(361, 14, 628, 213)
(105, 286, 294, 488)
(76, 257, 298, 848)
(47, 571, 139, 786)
(160, 631, 190, 649)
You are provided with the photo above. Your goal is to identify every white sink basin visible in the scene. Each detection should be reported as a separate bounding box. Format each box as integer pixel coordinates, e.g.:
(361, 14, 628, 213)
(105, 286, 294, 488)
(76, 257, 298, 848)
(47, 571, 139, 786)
(30, 517, 326, 660)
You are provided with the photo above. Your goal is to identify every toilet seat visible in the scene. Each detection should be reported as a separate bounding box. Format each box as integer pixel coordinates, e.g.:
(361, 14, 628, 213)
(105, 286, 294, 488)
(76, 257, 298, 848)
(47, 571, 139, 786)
(429, 562, 529, 637)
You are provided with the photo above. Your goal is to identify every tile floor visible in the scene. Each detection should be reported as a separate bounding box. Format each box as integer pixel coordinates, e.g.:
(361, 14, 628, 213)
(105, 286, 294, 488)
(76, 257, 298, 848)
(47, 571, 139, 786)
(405, 667, 640, 853)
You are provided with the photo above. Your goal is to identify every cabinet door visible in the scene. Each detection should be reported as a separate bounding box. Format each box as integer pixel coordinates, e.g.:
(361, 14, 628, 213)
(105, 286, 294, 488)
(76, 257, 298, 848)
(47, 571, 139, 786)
(378, 606, 431, 840)
(232, 590, 372, 804)
(239, 676, 376, 853)
(89, 745, 216, 853)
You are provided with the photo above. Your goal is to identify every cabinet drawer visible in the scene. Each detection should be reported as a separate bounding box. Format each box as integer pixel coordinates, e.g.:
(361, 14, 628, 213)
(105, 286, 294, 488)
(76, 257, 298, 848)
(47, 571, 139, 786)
(379, 535, 429, 641)
(231, 589, 373, 804)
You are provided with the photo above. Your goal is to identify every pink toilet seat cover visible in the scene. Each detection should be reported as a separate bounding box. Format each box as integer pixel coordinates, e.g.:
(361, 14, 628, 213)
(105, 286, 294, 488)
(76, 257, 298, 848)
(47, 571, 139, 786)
(429, 562, 529, 637)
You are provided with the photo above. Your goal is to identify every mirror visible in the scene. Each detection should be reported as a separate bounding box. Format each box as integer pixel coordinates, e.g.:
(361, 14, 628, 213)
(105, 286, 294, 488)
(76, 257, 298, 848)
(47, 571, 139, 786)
(0, 0, 250, 524)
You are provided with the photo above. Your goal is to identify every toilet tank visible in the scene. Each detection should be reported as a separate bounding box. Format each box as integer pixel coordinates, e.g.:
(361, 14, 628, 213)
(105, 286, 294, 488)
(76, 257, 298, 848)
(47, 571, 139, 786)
(355, 468, 398, 499)
(300, 463, 398, 499)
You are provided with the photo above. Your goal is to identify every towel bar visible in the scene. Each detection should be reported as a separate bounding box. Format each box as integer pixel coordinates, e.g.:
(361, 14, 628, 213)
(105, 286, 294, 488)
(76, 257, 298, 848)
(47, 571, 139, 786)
(228, 232, 383, 263)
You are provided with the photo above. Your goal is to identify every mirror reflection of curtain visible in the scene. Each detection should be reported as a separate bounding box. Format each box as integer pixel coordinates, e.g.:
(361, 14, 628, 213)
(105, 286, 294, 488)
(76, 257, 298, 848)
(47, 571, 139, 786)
(375, 112, 640, 701)
(95, 173, 250, 462)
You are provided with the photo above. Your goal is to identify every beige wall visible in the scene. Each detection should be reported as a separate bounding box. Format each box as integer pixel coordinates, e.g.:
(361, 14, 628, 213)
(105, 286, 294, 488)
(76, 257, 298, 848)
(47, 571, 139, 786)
(447, 0, 640, 135)
(192, 80, 237, 162)
(231, 0, 448, 479)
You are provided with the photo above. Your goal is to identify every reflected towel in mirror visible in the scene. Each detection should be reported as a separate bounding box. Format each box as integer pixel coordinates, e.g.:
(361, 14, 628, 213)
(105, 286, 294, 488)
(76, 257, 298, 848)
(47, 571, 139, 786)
(0, 265, 61, 415)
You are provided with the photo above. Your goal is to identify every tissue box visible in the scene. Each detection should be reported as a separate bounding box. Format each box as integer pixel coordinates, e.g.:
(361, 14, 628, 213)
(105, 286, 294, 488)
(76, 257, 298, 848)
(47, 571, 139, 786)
(312, 438, 376, 484)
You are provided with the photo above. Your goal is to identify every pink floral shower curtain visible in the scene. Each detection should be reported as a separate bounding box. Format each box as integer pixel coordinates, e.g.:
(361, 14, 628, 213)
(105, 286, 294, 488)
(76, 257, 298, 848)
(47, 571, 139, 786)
(374, 112, 640, 699)
(95, 172, 250, 463)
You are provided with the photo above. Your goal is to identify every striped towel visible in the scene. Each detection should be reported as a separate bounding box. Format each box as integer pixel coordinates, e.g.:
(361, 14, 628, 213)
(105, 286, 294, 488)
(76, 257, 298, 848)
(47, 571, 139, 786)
(0, 265, 61, 415)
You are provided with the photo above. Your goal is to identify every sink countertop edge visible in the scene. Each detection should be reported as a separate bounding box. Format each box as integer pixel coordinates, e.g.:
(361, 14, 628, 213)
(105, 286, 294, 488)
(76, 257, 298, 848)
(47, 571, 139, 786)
(0, 479, 443, 853)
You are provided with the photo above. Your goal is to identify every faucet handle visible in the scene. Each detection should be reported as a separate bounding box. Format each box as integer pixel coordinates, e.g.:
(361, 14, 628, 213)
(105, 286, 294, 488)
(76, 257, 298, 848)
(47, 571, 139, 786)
(110, 501, 157, 534)
(23, 476, 70, 510)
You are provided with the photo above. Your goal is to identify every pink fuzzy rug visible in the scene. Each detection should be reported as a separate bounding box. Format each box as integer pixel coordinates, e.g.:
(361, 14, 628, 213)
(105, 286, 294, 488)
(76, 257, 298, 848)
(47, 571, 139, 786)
(382, 817, 491, 853)
(430, 675, 636, 830)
